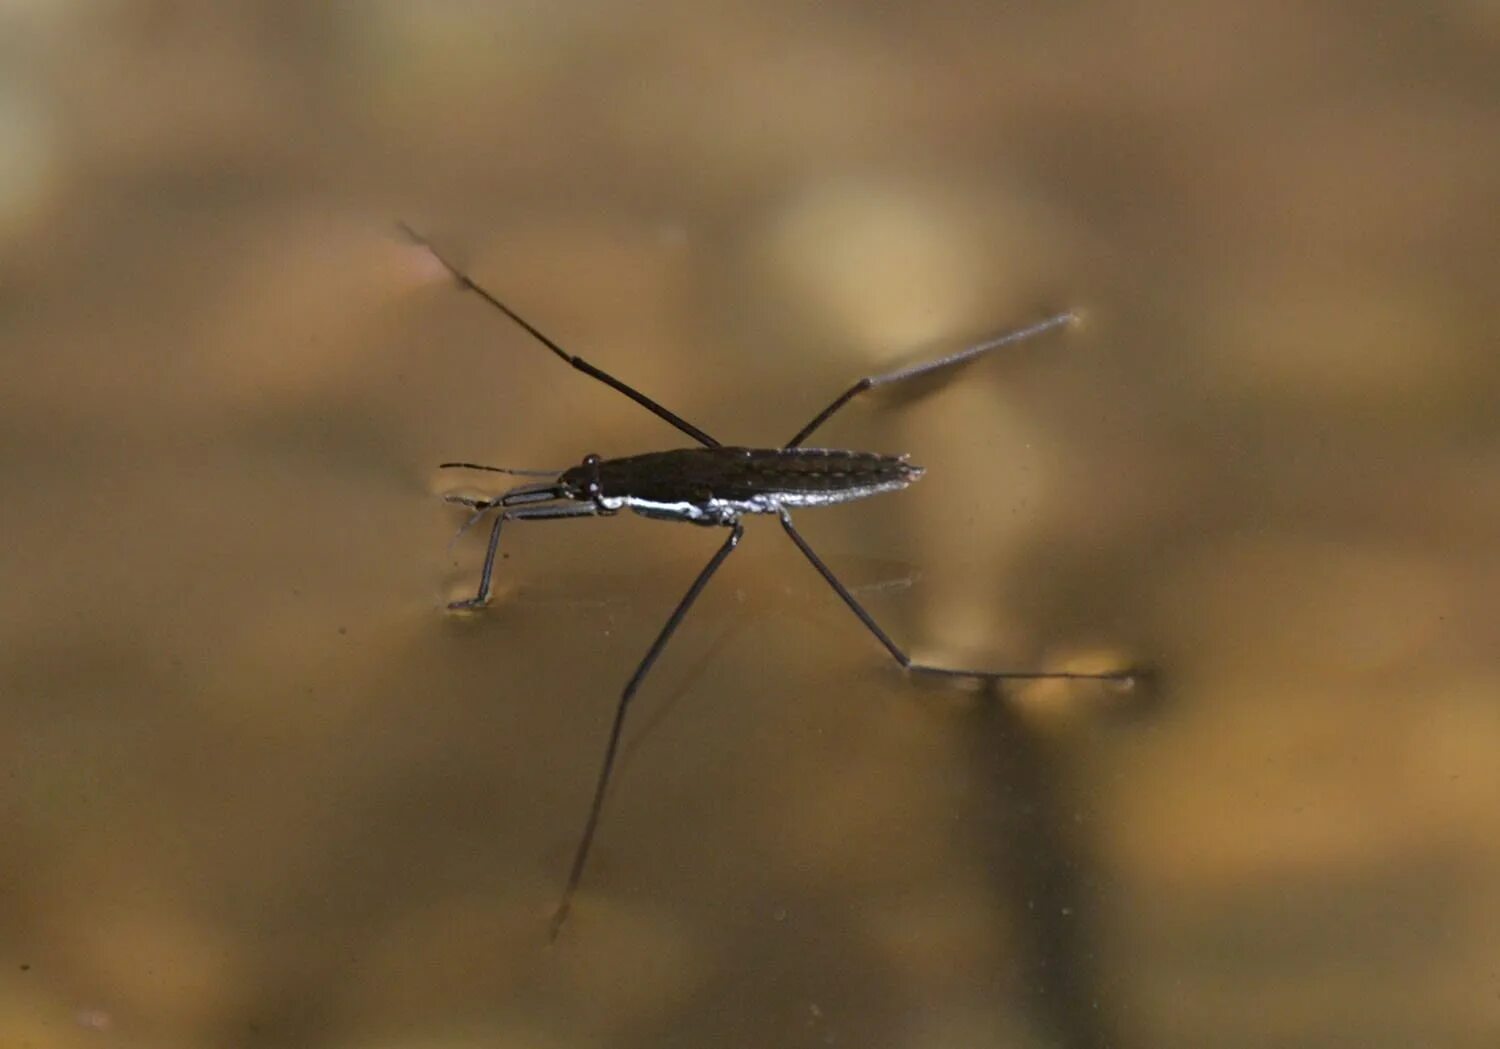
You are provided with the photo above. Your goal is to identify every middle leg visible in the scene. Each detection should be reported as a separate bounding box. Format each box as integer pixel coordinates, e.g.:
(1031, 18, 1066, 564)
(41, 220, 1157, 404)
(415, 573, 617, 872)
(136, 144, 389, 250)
(550, 520, 745, 940)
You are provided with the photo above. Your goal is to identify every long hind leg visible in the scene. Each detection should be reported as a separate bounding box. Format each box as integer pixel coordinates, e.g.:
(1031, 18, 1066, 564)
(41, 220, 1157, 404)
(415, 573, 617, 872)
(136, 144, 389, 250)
(785, 312, 1076, 448)
(779, 511, 1134, 685)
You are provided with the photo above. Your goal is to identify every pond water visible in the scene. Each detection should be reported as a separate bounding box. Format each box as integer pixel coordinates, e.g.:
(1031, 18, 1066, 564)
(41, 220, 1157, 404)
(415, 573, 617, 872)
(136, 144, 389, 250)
(3, 4, 1499, 1047)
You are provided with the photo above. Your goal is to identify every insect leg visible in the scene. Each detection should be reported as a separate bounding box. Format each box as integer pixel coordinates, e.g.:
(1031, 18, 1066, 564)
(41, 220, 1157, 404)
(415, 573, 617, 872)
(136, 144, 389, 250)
(448, 503, 600, 610)
(784, 312, 1077, 448)
(400, 224, 720, 448)
(551, 520, 744, 941)
(778, 511, 1134, 685)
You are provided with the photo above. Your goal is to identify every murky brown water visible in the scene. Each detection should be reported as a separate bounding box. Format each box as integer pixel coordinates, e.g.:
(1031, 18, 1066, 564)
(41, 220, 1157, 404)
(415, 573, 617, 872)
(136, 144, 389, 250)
(4, 3, 1499, 1047)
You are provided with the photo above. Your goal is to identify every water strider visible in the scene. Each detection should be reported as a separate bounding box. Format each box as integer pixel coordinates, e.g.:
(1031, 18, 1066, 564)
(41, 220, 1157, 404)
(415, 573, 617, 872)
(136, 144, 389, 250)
(402, 224, 1138, 940)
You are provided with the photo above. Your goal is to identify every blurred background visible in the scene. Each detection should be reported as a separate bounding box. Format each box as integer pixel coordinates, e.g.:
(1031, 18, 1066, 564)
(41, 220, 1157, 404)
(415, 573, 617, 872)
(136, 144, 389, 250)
(3, 2, 1499, 1047)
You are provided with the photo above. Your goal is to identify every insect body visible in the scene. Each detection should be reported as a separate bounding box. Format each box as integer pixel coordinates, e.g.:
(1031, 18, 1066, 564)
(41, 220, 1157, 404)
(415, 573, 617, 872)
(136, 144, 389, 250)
(475, 447, 920, 525)
(580, 446, 922, 521)
(403, 224, 1136, 940)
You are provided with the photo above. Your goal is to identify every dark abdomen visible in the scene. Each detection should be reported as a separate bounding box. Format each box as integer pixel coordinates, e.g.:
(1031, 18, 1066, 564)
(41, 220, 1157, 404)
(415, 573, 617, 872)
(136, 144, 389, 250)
(590, 446, 922, 505)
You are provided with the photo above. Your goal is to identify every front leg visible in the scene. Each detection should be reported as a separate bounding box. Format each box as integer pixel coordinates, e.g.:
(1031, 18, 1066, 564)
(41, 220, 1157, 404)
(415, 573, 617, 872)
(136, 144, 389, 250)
(447, 502, 603, 610)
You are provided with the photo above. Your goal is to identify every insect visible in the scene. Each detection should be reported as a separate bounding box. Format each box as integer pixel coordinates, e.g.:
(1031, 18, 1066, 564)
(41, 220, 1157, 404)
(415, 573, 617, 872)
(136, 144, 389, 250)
(402, 224, 1137, 939)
